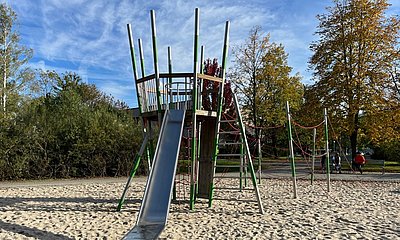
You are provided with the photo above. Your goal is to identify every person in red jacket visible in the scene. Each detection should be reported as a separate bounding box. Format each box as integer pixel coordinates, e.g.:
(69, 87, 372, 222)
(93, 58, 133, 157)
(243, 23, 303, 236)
(353, 152, 366, 174)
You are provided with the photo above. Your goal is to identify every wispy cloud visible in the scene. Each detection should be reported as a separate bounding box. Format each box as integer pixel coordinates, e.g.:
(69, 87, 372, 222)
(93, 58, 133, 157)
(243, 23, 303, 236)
(6, 0, 400, 106)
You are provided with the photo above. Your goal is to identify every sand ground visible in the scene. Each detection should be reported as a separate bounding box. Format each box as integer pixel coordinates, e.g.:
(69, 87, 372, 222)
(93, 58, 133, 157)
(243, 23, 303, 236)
(0, 175, 399, 239)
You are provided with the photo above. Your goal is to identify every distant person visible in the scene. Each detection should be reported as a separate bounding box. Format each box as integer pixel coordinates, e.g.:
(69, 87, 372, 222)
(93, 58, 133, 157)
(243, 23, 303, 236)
(321, 154, 326, 173)
(331, 152, 342, 174)
(353, 152, 366, 174)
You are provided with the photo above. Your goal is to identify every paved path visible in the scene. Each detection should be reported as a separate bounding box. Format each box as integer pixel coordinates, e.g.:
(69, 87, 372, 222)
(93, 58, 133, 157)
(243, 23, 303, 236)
(261, 171, 400, 182)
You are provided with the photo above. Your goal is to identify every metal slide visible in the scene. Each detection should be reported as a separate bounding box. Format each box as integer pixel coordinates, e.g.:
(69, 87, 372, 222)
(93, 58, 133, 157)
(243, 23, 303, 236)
(123, 109, 186, 240)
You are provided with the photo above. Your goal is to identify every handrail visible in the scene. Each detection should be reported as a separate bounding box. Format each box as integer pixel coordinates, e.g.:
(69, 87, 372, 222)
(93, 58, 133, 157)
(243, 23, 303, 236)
(137, 72, 223, 84)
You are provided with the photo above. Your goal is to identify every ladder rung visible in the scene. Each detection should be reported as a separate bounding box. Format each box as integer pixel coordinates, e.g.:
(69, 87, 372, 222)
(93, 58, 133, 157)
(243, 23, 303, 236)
(218, 142, 243, 146)
(218, 153, 245, 157)
(217, 131, 241, 135)
(220, 119, 237, 123)
(212, 197, 257, 202)
(214, 187, 255, 191)
(213, 175, 251, 179)
(215, 165, 245, 168)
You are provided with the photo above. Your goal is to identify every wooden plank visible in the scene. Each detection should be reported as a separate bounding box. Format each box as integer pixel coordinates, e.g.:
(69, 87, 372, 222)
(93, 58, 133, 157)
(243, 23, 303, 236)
(197, 73, 222, 83)
(197, 118, 216, 199)
(196, 110, 217, 117)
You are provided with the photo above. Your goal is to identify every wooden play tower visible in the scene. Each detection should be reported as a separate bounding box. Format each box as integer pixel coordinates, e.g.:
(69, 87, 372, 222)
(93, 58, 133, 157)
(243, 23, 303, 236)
(117, 8, 264, 218)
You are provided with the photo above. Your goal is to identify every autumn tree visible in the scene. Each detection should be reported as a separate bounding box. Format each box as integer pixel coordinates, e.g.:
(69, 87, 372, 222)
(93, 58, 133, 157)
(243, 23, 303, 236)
(0, 3, 33, 113)
(309, 0, 400, 158)
(230, 26, 303, 156)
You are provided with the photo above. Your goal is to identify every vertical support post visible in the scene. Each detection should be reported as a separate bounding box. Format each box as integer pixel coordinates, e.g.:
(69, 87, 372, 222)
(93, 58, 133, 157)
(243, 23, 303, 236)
(233, 94, 264, 214)
(168, 46, 173, 109)
(209, 21, 230, 208)
(324, 108, 331, 192)
(117, 24, 148, 211)
(196, 121, 202, 200)
(312, 128, 316, 184)
(199, 46, 205, 109)
(240, 136, 244, 191)
(150, 10, 162, 124)
(189, 8, 200, 210)
(170, 46, 175, 200)
(117, 135, 149, 211)
(138, 39, 146, 78)
(257, 128, 262, 184)
(286, 101, 298, 199)
(138, 39, 153, 167)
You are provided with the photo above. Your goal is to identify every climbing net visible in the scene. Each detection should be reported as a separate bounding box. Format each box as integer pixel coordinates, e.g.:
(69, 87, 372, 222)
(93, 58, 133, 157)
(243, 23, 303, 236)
(290, 119, 327, 178)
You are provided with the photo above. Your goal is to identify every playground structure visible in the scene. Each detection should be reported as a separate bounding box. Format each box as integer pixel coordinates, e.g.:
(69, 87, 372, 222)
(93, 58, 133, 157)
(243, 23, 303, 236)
(118, 9, 264, 239)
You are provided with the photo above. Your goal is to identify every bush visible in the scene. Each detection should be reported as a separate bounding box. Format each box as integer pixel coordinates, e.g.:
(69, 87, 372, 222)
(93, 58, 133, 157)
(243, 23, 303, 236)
(0, 72, 143, 180)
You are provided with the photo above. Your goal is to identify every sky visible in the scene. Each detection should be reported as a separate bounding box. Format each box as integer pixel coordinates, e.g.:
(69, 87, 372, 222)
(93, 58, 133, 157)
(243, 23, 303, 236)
(5, 0, 400, 107)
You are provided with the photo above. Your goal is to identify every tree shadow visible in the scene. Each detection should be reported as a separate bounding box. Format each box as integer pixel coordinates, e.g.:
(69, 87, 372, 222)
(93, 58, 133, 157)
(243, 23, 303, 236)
(0, 220, 73, 240)
(0, 196, 141, 212)
(390, 189, 400, 194)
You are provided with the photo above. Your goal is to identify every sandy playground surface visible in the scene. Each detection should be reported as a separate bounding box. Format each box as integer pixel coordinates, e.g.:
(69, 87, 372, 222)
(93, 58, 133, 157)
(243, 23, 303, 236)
(0, 175, 399, 239)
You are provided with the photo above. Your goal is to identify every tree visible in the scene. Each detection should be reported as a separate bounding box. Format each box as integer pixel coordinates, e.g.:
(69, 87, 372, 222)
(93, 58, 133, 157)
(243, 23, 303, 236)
(309, 0, 400, 158)
(0, 3, 33, 113)
(229, 26, 303, 157)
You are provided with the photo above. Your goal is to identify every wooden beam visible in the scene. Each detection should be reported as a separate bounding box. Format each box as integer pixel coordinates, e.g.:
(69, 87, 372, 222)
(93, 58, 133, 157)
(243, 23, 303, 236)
(197, 73, 223, 83)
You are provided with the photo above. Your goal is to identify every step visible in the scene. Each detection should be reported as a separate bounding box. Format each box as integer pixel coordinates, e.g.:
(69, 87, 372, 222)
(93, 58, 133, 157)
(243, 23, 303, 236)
(217, 131, 241, 135)
(213, 175, 251, 179)
(217, 153, 245, 157)
(219, 119, 237, 123)
(215, 165, 245, 168)
(218, 142, 243, 146)
(212, 197, 257, 202)
(214, 187, 255, 191)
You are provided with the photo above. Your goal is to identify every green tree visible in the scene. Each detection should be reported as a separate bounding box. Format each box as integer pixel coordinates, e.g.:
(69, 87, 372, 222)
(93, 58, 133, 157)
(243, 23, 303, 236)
(309, 0, 400, 158)
(229, 26, 303, 156)
(0, 71, 142, 180)
(0, 3, 33, 113)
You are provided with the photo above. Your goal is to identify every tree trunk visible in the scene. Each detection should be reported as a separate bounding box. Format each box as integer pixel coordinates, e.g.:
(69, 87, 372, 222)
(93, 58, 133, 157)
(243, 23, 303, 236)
(271, 128, 278, 158)
(350, 111, 359, 160)
(3, 29, 7, 112)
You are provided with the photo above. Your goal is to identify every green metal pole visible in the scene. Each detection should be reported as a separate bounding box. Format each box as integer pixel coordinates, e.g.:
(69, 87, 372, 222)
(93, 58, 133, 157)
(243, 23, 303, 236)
(257, 129, 262, 184)
(117, 24, 147, 211)
(199, 46, 205, 109)
(233, 93, 264, 214)
(200, 46, 204, 74)
(150, 10, 162, 125)
(117, 135, 149, 211)
(127, 24, 139, 84)
(137, 38, 152, 167)
(190, 8, 200, 210)
(311, 127, 316, 184)
(324, 108, 331, 192)
(209, 21, 230, 208)
(286, 101, 298, 199)
(240, 136, 244, 191)
(168, 46, 173, 109)
(195, 121, 202, 200)
(138, 39, 146, 78)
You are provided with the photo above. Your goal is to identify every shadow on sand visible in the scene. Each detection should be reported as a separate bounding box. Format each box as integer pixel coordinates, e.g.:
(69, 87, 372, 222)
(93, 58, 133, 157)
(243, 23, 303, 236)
(0, 220, 73, 240)
(0, 196, 141, 212)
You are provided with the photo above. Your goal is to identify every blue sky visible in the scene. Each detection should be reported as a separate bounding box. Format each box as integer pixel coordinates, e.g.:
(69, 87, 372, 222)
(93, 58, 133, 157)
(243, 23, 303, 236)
(5, 0, 400, 107)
